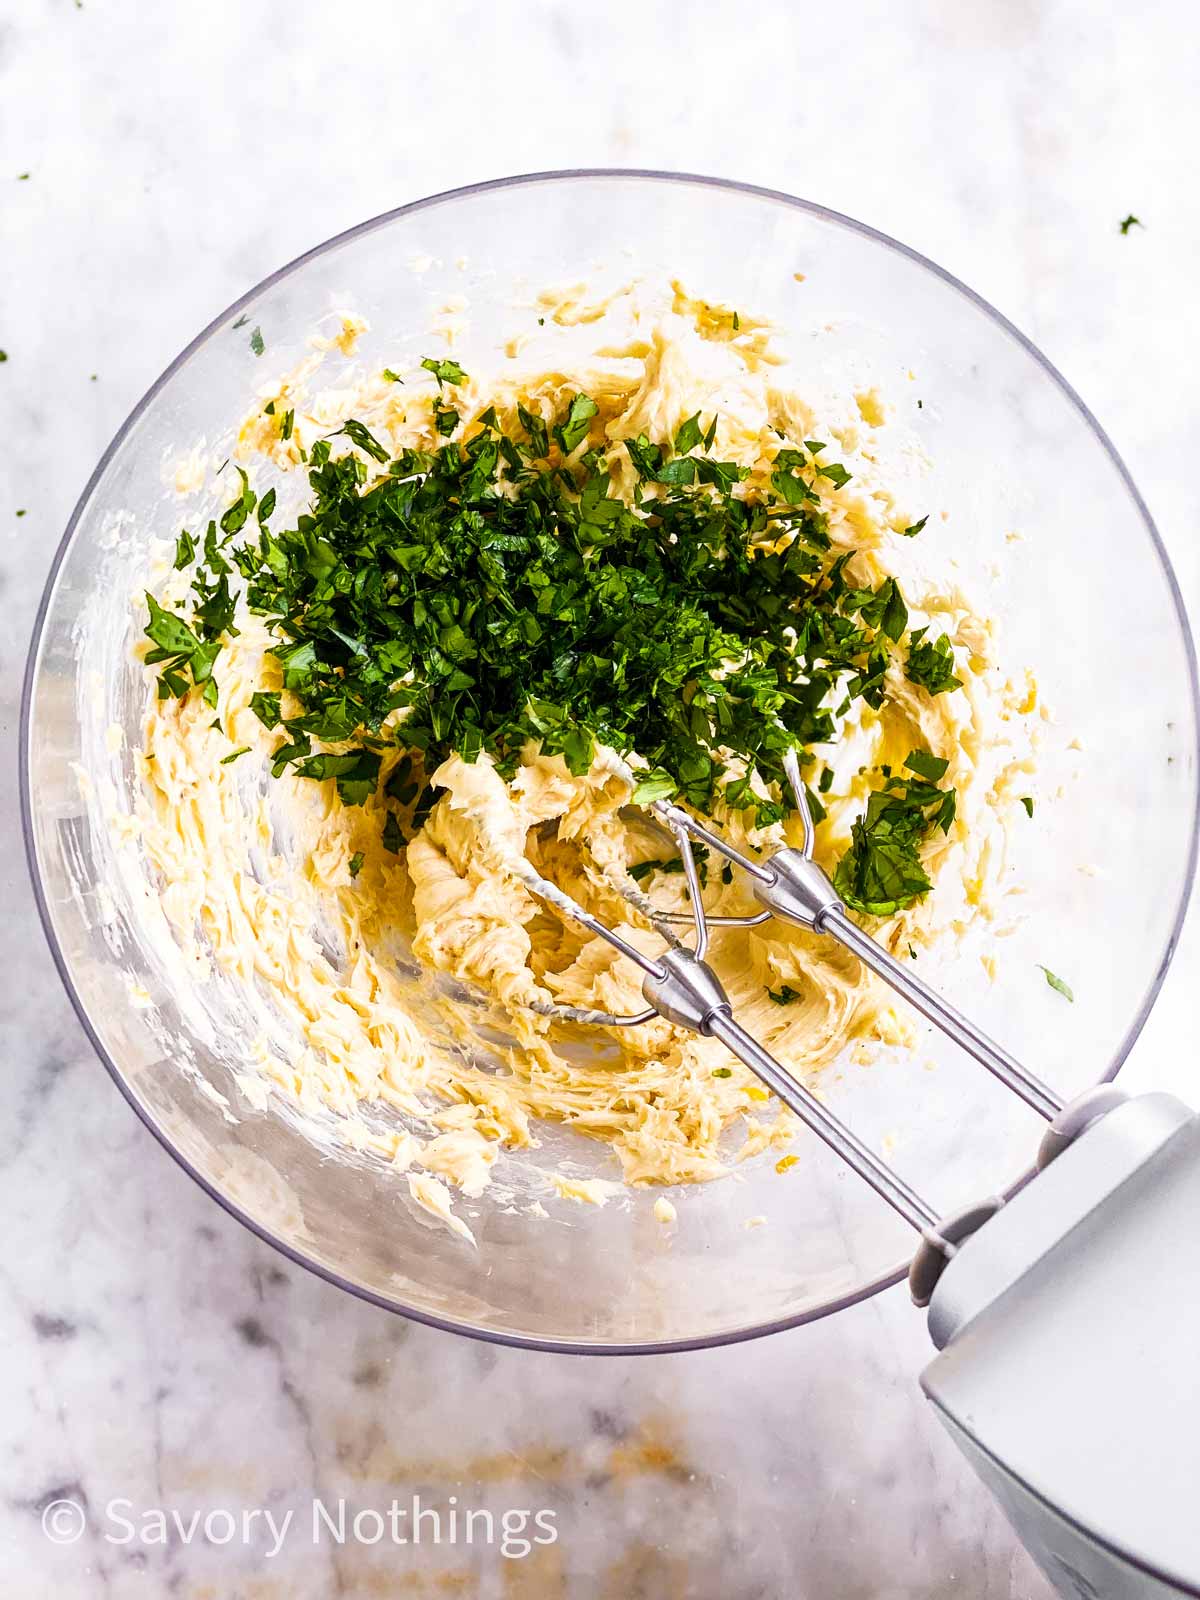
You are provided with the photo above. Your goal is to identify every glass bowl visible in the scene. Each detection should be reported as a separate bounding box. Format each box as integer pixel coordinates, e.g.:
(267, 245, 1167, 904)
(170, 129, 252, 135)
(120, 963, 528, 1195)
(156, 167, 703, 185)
(21, 171, 1199, 1351)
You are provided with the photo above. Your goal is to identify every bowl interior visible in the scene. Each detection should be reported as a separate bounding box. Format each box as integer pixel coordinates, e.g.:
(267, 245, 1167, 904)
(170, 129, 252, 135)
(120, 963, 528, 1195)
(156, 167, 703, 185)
(23, 173, 1198, 1349)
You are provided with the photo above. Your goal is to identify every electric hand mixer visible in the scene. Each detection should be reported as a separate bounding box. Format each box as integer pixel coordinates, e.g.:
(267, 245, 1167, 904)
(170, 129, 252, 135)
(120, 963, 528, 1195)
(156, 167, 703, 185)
(525, 749, 1200, 1600)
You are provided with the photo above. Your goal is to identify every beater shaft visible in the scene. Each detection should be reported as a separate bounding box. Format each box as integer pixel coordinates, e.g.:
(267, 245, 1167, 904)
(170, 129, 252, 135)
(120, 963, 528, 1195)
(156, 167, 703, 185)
(707, 1010, 942, 1231)
(651, 750, 1064, 1122)
(640, 945, 941, 1232)
(821, 907, 1062, 1121)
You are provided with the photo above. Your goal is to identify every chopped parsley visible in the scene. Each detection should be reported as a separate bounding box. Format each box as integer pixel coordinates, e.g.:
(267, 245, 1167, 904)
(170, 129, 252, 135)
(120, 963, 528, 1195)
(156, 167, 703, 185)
(767, 985, 802, 1005)
(1039, 965, 1074, 1002)
(1118, 215, 1143, 235)
(1020, 796, 1034, 818)
(630, 846, 710, 887)
(340, 419, 390, 463)
(903, 749, 949, 783)
(16, 507, 27, 518)
(833, 753, 956, 916)
(143, 593, 222, 708)
(629, 860, 664, 882)
(382, 368, 402, 383)
(712, 1067, 733, 1079)
(149, 396, 956, 896)
(250, 691, 281, 728)
(421, 356, 467, 387)
(348, 851, 365, 877)
(220, 746, 252, 764)
(905, 628, 962, 695)
(553, 394, 598, 455)
(0, 350, 8, 362)
(250, 326, 265, 357)
(232, 314, 249, 330)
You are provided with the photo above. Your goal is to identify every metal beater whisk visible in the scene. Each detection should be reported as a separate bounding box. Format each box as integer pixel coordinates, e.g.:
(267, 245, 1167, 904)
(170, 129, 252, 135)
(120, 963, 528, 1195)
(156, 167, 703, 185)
(519, 749, 1082, 1275)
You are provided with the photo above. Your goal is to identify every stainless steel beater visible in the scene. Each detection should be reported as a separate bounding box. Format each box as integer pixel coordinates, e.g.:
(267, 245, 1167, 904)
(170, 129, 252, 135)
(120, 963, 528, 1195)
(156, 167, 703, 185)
(529, 746, 1063, 1246)
(522, 756, 1200, 1600)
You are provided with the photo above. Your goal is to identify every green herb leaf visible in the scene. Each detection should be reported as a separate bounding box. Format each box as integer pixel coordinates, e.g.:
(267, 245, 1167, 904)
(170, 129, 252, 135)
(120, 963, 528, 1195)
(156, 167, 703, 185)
(1118, 214, 1143, 235)
(904, 749, 949, 783)
(219, 468, 256, 536)
(250, 691, 282, 728)
(341, 418, 390, 463)
(906, 630, 962, 695)
(250, 326, 265, 357)
(768, 985, 802, 1005)
(421, 356, 468, 388)
(625, 434, 662, 479)
(348, 851, 365, 877)
(291, 748, 382, 808)
(629, 859, 666, 882)
(517, 403, 549, 458)
(633, 772, 677, 806)
(834, 765, 956, 917)
(553, 393, 598, 455)
(673, 412, 704, 455)
(144, 593, 201, 658)
(1020, 796, 1034, 818)
(220, 746, 252, 765)
(655, 456, 696, 487)
(1039, 965, 1074, 1002)
(901, 515, 928, 537)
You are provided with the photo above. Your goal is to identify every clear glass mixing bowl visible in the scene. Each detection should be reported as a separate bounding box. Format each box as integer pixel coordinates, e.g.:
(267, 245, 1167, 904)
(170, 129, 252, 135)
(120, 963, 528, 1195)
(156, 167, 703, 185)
(22, 171, 1199, 1351)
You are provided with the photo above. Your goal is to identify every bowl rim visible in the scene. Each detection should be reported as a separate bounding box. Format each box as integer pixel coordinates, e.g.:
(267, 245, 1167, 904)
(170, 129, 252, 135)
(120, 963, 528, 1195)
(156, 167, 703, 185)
(20, 166, 1200, 1355)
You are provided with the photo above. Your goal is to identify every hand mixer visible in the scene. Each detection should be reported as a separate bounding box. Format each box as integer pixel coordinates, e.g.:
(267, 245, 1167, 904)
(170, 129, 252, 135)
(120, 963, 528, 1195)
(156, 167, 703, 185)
(523, 750, 1200, 1600)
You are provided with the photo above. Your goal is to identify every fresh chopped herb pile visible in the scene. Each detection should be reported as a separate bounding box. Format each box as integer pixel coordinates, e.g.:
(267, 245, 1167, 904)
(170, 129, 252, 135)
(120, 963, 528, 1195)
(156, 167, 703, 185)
(833, 752, 955, 916)
(147, 368, 962, 916)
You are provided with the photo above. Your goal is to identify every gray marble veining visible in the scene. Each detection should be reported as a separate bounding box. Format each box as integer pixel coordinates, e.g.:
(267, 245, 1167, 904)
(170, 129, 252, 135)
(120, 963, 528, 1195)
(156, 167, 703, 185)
(1, 0, 1197, 1595)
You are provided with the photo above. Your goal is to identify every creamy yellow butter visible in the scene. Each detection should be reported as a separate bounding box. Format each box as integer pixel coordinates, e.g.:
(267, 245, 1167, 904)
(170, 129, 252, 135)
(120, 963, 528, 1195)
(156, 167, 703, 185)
(131, 288, 1030, 1242)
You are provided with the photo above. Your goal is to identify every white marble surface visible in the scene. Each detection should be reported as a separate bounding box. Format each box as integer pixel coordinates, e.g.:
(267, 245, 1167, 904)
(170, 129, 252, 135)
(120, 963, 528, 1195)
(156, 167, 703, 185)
(2, 0, 1198, 1595)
